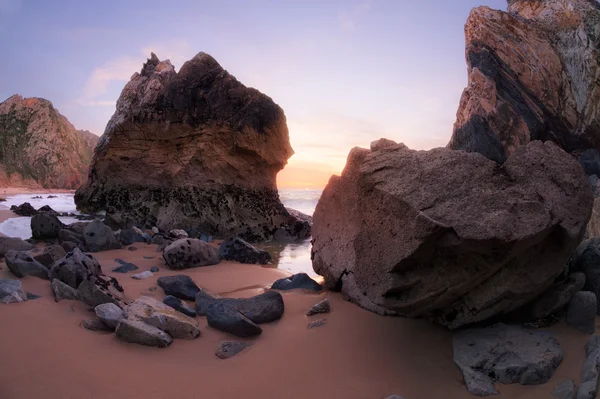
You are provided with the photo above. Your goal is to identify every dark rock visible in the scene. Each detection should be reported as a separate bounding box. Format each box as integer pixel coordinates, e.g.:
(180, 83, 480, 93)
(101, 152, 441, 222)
(219, 237, 271, 265)
(76, 275, 125, 308)
(94, 302, 124, 329)
(150, 234, 169, 246)
(51, 278, 78, 302)
(112, 262, 139, 273)
(195, 288, 222, 316)
(60, 241, 79, 252)
(80, 318, 113, 332)
(37, 205, 58, 215)
(148, 286, 157, 292)
(157, 275, 200, 301)
(527, 272, 586, 320)
(115, 318, 172, 347)
(58, 229, 87, 250)
(0, 279, 27, 304)
(163, 238, 220, 270)
(203, 291, 285, 337)
(10, 202, 37, 216)
(272, 273, 322, 292)
(128, 246, 138, 251)
(570, 238, 600, 314)
(0, 237, 34, 258)
(163, 295, 197, 317)
(50, 248, 102, 289)
(580, 149, 600, 177)
(215, 341, 253, 359)
(552, 379, 575, 399)
(306, 298, 330, 316)
(307, 319, 327, 329)
(31, 213, 63, 239)
(5, 250, 49, 279)
(118, 228, 146, 246)
(83, 219, 122, 252)
(29, 244, 66, 267)
(149, 266, 159, 272)
(453, 324, 563, 395)
(47, 195, 57, 199)
(578, 335, 600, 399)
(169, 229, 188, 239)
(566, 291, 597, 334)
(26, 292, 41, 300)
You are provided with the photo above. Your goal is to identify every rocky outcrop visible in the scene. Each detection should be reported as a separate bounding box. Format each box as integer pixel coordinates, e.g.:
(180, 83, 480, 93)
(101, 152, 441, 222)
(448, 0, 600, 163)
(74, 52, 307, 241)
(312, 139, 591, 328)
(0, 95, 98, 188)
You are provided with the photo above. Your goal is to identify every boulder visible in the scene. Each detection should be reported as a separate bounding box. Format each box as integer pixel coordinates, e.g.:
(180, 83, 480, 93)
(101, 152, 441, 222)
(448, 1, 600, 163)
(94, 303, 124, 329)
(570, 238, 600, 314)
(203, 291, 284, 337)
(566, 291, 597, 334)
(578, 336, 600, 399)
(74, 52, 310, 242)
(306, 298, 330, 316)
(312, 140, 592, 328)
(169, 229, 188, 240)
(0, 279, 27, 304)
(453, 324, 563, 395)
(80, 318, 113, 332)
(29, 244, 66, 267)
(5, 250, 49, 279)
(77, 275, 125, 308)
(162, 238, 220, 270)
(0, 237, 34, 258)
(552, 379, 576, 399)
(163, 295, 197, 317)
(272, 273, 322, 292)
(51, 278, 78, 302)
(118, 228, 146, 246)
(83, 220, 122, 252)
(526, 272, 586, 320)
(157, 275, 200, 301)
(116, 318, 173, 348)
(122, 296, 200, 339)
(58, 229, 86, 250)
(50, 248, 102, 289)
(195, 288, 222, 316)
(31, 213, 63, 239)
(10, 202, 37, 216)
(218, 237, 271, 265)
(215, 341, 253, 359)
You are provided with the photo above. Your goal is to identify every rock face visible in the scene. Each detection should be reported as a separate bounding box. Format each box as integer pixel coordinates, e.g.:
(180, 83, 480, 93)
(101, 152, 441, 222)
(312, 140, 592, 328)
(74, 52, 307, 241)
(448, 0, 600, 163)
(0, 95, 98, 188)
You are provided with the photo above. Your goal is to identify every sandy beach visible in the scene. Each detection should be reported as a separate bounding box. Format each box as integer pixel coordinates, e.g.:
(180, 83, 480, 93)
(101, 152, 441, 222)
(0, 241, 594, 399)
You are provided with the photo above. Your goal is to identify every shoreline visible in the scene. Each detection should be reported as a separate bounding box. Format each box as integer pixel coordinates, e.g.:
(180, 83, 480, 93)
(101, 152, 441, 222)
(0, 186, 75, 197)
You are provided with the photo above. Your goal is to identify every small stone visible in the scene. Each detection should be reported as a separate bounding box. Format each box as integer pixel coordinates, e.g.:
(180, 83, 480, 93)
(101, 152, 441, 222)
(566, 291, 597, 334)
(51, 278, 79, 302)
(552, 379, 575, 399)
(149, 286, 157, 292)
(26, 293, 41, 300)
(215, 341, 253, 359)
(115, 318, 173, 347)
(112, 262, 139, 273)
(169, 229, 188, 239)
(131, 271, 154, 280)
(145, 257, 155, 260)
(128, 246, 138, 251)
(80, 318, 113, 332)
(163, 295, 197, 317)
(306, 298, 330, 316)
(149, 267, 159, 272)
(95, 303, 124, 329)
(5, 250, 50, 279)
(307, 319, 327, 329)
(383, 396, 407, 399)
(272, 273, 322, 291)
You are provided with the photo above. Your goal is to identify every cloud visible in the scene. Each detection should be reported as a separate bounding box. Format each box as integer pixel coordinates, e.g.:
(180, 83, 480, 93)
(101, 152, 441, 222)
(338, 3, 371, 32)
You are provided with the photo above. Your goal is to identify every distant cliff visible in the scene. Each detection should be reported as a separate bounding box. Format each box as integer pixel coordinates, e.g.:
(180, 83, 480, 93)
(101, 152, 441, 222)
(0, 95, 99, 189)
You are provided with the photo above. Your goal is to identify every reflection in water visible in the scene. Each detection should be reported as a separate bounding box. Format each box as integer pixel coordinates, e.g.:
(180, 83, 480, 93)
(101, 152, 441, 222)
(258, 240, 317, 277)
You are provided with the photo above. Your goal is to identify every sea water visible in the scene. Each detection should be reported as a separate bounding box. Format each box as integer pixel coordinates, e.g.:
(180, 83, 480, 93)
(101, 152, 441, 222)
(0, 189, 322, 275)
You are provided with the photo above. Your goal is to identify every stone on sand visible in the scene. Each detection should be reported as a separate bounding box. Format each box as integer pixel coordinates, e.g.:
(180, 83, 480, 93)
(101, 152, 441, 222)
(163, 295, 197, 317)
(157, 275, 200, 301)
(0, 279, 27, 304)
(162, 238, 220, 270)
(215, 341, 253, 359)
(5, 250, 49, 279)
(95, 303, 124, 329)
(51, 278, 79, 302)
(218, 237, 272, 265)
(116, 318, 173, 348)
(566, 291, 597, 334)
(123, 296, 200, 339)
(272, 273, 322, 291)
(306, 298, 330, 316)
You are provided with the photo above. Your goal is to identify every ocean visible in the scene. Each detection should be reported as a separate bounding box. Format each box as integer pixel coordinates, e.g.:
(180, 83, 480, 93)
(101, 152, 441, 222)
(0, 189, 322, 275)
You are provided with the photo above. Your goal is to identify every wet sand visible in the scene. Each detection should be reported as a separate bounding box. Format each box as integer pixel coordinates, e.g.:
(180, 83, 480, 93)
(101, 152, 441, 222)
(0, 243, 595, 399)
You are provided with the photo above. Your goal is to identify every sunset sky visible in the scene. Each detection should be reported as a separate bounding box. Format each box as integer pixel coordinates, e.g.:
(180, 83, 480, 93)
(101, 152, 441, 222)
(0, 0, 505, 189)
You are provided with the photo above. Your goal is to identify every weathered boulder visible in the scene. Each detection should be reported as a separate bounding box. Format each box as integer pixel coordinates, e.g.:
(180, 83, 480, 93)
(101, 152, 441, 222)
(116, 318, 173, 348)
(448, 0, 600, 163)
(215, 341, 253, 359)
(526, 272, 586, 320)
(157, 275, 200, 300)
(272, 273, 322, 292)
(453, 324, 563, 396)
(31, 213, 63, 239)
(50, 278, 78, 302)
(0, 237, 34, 258)
(5, 250, 49, 279)
(58, 228, 86, 251)
(162, 238, 220, 270)
(50, 248, 102, 289)
(83, 220, 121, 252)
(29, 244, 66, 267)
(77, 275, 125, 308)
(94, 303, 123, 329)
(312, 140, 592, 328)
(10, 202, 37, 216)
(566, 291, 597, 334)
(578, 335, 600, 399)
(219, 237, 271, 265)
(570, 238, 600, 314)
(195, 288, 222, 316)
(74, 52, 309, 242)
(122, 296, 200, 339)
(163, 295, 197, 317)
(118, 228, 146, 246)
(552, 379, 575, 399)
(0, 279, 27, 304)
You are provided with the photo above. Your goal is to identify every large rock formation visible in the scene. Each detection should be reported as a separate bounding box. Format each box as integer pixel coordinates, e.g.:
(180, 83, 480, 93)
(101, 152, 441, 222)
(0, 95, 98, 188)
(311, 139, 591, 329)
(448, 0, 600, 163)
(75, 52, 304, 241)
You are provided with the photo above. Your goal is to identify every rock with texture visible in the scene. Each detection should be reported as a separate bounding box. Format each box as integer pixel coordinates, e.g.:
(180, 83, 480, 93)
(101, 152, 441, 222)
(9, 202, 37, 216)
(272, 273, 322, 291)
(162, 238, 220, 270)
(570, 238, 600, 313)
(0, 95, 97, 188)
(527, 272, 586, 320)
(50, 278, 78, 302)
(163, 295, 197, 317)
(77, 275, 125, 308)
(50, 248, 102, 289)
(215, 341, 253, 359)
(31, 213, 63, 239)
(122, 296, 200, 339)
(74, 52, 309, 242)
(218, 237, 272, 264)
(94, 303, 124, 329)
(448, 1, 600, 163)
(0, 237, 34, 258)
(29, 244, 66, 267)
(5, 250, 49, 279)
(566, 291, 597, 334)
(157, 275, 200, 300)
(312, 140, 592, 328)
(453, 324, 563, 395)
(0, 279, 27, 304)
(116, 318, 173, 348)
(578, 335, 600, 399)
(80, 318, 113, 332)
(552, 379, 575, 399)
(307, 319, 327, 329)
(118, 228, 146, 246)
(306, 298, 330, 316)
(83, 220, 122, 252)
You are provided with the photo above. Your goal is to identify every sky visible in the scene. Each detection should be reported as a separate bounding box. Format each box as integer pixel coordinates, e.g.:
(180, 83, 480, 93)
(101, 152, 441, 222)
(0, 0, 506, 189)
